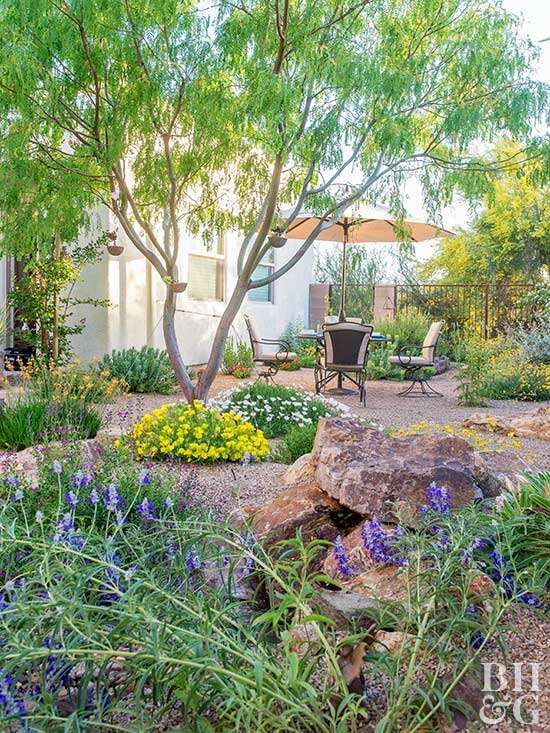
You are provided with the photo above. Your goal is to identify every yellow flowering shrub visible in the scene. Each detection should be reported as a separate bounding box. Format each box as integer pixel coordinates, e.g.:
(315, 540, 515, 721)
(22, 358, 125, 404)
(132, 400, 269, 463)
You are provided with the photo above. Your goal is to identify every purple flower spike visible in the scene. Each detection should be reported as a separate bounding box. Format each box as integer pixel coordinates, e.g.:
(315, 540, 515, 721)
(519, 592, 542, 608)
(332, 535, 354, 578)
(139, 468, 151, 486)
(421, 482, 451, 515)
(71, 470, 91, 489)
(103, 484, 122, 512)
(64, 491, 79, 509)
(3, 475, 19, 487)
(50, 460, 63, 475)
(361, 517, 406, 566)
(136, 497, 156, 521)
(185, 546, 202, 572)
(88, 488, 100, 506)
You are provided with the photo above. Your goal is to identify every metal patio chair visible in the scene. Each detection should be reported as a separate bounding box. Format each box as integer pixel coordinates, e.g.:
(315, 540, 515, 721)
(389, 320, 445, 396)
(314, 322, 373, 405)
(243, 314, 296, 383)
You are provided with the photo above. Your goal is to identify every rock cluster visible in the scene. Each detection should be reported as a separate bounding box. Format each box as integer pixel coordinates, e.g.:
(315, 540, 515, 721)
(463, 406, 550, 441)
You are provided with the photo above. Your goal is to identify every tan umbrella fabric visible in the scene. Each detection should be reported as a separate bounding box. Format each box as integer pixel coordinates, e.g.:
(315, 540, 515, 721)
(286, 215, 453, 243)
(284, 211, 452, 320)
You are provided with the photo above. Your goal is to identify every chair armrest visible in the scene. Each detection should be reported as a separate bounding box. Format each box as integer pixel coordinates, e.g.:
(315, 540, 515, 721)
(396, 343, 421, 366)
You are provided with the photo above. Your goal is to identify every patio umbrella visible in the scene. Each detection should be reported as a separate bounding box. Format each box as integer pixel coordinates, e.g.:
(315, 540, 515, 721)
(284, 209, 453, 321)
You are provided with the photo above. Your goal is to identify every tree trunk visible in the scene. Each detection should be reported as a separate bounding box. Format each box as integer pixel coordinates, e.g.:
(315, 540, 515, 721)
(194, 277, 249, 401)
(162, 287, 195, 402)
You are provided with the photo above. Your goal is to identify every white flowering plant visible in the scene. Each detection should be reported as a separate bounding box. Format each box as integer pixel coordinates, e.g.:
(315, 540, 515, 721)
(209, 382, 350, 438)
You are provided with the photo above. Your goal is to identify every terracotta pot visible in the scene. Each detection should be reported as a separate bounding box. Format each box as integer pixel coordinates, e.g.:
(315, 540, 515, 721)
(107, 244, 124, 256)
(169, 281, 187, 293)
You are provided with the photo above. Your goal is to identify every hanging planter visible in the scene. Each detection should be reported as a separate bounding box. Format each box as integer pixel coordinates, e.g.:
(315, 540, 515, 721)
(169, 281, 187, 293)
(106, 231, 124, 256)
(268, 231, 287, 248)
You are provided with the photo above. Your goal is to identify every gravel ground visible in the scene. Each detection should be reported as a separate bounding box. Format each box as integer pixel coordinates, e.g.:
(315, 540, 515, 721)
(105, 367, 550, 476)
(480, 605, 549, 732)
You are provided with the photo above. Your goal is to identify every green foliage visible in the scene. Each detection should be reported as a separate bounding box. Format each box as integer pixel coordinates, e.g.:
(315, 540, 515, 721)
(222, 337, 254, 379)
(457, 335, 550, 405)
(0, 397, 101, 450)
(97, 346, 179, 394)
(7, 236, 107, 359)
(210, 382, 345, 438)
(280, 321, 317, 368)
(517, 282, 550, 317)
(497, 473, 550, 575)
(275, 422, 318, 464)
(513, 313, 550, 365)
(365, 343, 405, 381)
(421, 143, 550, 285)
(316, 245, 387, 322)
(0, 447, 364, 731)
(361, 486, 546, 732)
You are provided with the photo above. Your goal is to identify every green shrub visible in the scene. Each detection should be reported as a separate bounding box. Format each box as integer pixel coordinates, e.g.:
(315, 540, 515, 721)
(496, 472, 550, 575)
(275, 421, 318, 463)
(0, 397, 101, 450)
(514, 313, 550, 364)
(210, 382, 347, 438)
(222, 337, 254, 378)
(97, 346, 179, 394)
(365, 343, 404, 381)
(458, 335, 550, 405)
(297, 342, 317, 368)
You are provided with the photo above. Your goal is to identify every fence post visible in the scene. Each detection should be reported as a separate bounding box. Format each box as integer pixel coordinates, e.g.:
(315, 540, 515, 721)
(373, 284, 397, 322)
(308, 283, 330, 329)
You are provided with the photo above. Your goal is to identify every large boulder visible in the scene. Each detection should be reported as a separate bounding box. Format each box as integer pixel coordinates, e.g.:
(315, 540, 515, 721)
(249, 482, 360, 548)
(307, 418, 502, 524)
(464, 406, 550, 441)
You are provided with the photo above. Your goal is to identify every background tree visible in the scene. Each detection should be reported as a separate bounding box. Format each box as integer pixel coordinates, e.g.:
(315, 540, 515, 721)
(315, 245, 388, 322)
(421, 143, 550, 284)
(0, 0, 546, 401)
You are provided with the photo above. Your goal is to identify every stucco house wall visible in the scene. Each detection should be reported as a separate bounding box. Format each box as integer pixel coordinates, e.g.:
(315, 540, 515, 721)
(1, 210, 313, 366)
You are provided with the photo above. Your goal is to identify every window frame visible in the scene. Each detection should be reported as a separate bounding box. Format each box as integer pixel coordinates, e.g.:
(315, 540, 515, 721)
(187, 234, 226, 302)
(249, 249, 275, 305)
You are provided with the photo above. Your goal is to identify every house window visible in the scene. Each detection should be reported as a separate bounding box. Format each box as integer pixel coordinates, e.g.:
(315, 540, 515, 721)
(249, 250, 274, 303)
(187, 234, 225, 301)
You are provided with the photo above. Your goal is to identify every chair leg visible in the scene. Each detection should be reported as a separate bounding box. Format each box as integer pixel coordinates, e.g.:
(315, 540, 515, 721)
(397, 367, 443, 397)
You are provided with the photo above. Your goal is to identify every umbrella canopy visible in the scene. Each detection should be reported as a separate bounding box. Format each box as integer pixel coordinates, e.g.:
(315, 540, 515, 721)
(284, 209, 453, 321)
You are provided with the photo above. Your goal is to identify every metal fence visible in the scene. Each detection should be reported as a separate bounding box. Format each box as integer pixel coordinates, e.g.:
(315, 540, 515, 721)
(394, 283, 536, 338)
(328, 283, 375, 322)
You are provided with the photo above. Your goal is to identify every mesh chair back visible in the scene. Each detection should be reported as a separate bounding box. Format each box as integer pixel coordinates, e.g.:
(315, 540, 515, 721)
(243, 314, 260, 359)
(422, 321, 444, 361)
(323, 323, 373, 367)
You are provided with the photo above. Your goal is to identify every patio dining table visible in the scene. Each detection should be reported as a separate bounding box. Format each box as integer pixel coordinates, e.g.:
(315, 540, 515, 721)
(298, 328, 390, 394)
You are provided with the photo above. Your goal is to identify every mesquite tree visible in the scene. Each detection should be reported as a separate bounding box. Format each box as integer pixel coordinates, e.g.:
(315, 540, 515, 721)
(0, 0, 545, 401)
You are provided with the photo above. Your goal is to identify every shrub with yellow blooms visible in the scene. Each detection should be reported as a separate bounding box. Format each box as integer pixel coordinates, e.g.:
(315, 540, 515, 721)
(131, 401, 269, 463)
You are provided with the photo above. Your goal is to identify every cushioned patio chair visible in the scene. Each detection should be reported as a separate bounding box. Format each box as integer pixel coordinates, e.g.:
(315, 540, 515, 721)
(244, 314, 297, 383)
(389, 320, 444, 396)
(314, 322, 373, 405)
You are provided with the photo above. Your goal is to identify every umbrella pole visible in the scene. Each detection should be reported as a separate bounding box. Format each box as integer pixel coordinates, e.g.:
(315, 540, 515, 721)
(338, 219, 348, 322)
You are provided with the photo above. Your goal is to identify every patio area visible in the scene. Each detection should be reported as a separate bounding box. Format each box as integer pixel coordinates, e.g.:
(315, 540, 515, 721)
(107, 366, 550, 477)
